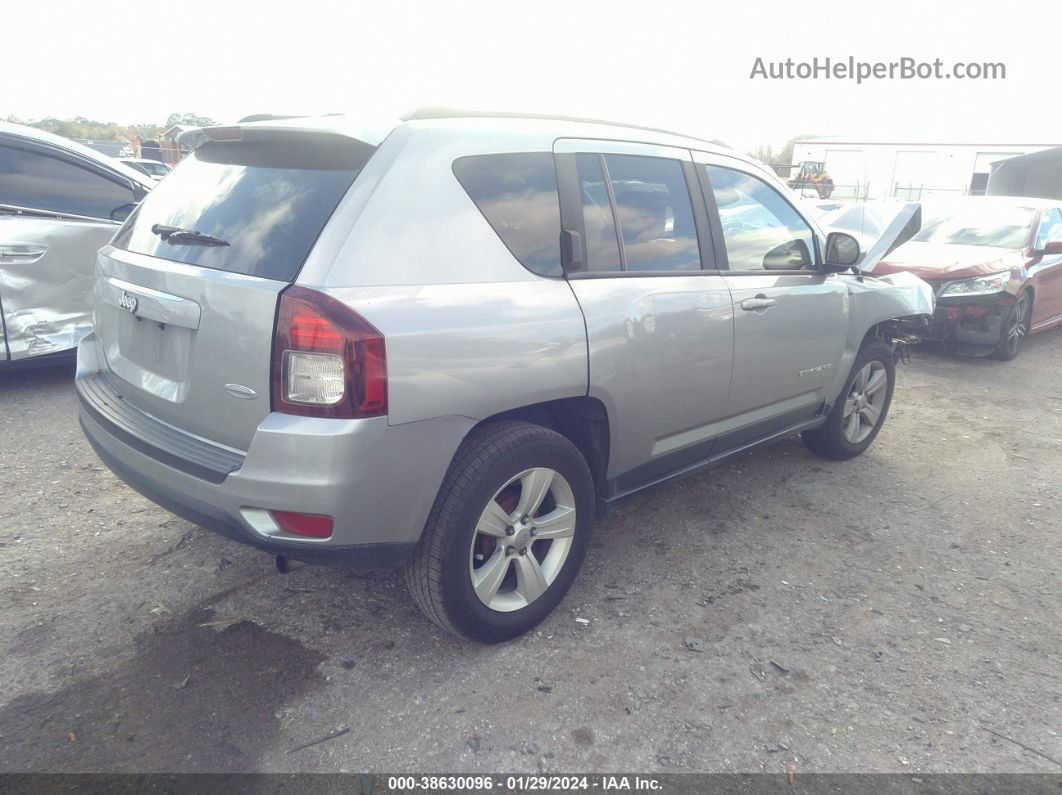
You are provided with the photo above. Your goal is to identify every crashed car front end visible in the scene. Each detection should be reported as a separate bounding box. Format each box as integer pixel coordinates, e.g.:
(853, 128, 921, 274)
(921, 272, 1019, 355)
(837, 201, 935, 350)
(815, 201, 936, 397)
(846, 270, 935, 354)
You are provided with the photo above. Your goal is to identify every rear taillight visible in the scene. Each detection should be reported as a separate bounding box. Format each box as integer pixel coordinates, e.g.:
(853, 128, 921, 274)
(272, 510, 333, 539)
(272, 285, 387, 418)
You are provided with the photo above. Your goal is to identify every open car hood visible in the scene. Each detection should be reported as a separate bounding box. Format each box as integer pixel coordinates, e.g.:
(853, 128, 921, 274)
(842, 202, 935, 325)
(855, 202, 923, 273)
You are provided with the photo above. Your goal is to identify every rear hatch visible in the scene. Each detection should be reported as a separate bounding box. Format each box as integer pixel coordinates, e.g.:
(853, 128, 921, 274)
(95, 127, 375, 450)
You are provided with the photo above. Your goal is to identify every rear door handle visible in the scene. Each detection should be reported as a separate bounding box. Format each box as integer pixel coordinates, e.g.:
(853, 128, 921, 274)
(740, 296, 776, 311)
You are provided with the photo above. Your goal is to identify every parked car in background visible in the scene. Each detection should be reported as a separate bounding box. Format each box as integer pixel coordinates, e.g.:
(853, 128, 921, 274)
(120, 157, 172, 181)
(0, 121, 154, 367)
(875, 197, 1062, 360)
(76, 112, 932, 642)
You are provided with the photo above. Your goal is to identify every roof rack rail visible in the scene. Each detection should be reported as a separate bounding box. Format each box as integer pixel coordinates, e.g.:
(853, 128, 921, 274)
(400, 107, 730, 149)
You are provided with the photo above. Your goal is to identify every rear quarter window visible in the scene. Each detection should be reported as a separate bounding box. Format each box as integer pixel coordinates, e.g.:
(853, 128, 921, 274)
(112, 134, 372, 282)
(452, 152, 562, 277)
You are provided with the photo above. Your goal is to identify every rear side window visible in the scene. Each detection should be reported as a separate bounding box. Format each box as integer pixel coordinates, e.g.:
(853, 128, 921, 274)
(573, 153, 701, 273)
(576, 153, 623, 272)
(0, 144, 137, 221)
(453, 153, 562, 277)
(604, 154, 701, 272)
(112, 135, 370, 282)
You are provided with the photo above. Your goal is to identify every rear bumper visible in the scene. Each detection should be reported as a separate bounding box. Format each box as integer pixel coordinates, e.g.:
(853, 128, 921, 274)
(76, 333, 474, 568)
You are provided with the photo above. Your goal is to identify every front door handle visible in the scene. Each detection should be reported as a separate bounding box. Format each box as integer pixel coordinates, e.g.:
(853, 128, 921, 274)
(740, 296, 776, 311)
(0, 245, 48, 264)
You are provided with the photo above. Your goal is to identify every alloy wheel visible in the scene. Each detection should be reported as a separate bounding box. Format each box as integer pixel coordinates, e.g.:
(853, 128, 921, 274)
(468, 467, 576, 612)
(1005, 295, 1029, 357)
(842, 360, 889, 444)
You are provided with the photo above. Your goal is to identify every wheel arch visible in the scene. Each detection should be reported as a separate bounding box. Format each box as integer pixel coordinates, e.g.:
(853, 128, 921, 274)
(468, 397, 610, 513)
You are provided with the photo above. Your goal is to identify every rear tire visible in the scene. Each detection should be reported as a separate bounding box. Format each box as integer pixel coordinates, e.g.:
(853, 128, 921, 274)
(802, 339, 896, 460)
(406, 421, 594, 643)
(991, 291, 1031, 361)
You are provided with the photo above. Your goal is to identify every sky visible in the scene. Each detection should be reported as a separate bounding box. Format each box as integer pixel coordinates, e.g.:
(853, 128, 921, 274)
(6, 0, 1060, 153)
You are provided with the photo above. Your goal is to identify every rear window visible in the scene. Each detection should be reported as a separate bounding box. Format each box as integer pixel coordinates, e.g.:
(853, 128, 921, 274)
(112, 134, 371, 281)
(452, 153, 562, 277)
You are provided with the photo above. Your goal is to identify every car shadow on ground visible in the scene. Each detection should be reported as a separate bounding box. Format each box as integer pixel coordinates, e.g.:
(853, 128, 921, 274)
(908, 323, 1062, 369)
(0, 361, 76, 387)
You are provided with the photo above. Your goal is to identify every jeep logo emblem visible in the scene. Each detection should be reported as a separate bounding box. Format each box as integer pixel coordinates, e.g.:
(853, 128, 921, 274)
(117, 291, 138, 314)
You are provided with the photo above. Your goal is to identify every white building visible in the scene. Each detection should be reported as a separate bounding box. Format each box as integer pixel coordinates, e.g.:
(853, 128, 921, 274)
(790, 138, 1058, 201)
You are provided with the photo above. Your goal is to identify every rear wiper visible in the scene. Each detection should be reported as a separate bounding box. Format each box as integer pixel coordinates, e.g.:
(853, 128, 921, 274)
(150, 223, 230, 247)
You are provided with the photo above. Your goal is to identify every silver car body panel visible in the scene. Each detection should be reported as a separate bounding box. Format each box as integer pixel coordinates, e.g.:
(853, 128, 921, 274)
(568, 272, 734, 477)
(0, 216, 118, 359)
(323, 283, 587, 427)
(77, 113, 933, 560)
(78, 334, 471, 547)
(0, 121, 153, 362)
(92, 246, 285, 451)
(721, 272, 847, 420)
(553, 138, 736, 477)
(827, 270, 935, 399)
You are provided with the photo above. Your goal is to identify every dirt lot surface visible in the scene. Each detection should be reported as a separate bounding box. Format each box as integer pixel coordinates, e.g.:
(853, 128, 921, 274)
(1, 332, 1059, 775)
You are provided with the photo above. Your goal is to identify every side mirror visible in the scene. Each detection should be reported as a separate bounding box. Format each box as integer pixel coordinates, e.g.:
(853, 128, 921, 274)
(823, 232, 861, 271)
(111, 203, 136, 222)
(1041, 240, 1062, 256)
(763, 238, 811, 270)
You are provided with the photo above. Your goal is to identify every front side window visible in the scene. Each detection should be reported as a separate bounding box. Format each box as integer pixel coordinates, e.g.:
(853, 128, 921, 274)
(705, 165, 816, 271)
(1035, 208, 1062, 250)
(453, 152, 562, 277)
(0, 144, 136, 221)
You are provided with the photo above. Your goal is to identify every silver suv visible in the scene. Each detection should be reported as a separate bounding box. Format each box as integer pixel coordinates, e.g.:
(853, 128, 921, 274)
(76, 111, 932, 642)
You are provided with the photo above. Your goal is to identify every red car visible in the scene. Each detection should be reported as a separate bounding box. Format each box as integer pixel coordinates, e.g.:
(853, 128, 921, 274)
(875, 197, 1062, 360)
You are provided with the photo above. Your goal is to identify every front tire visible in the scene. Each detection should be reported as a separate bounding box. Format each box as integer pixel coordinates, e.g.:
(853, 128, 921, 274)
(406, 421, 594, 643)
(991, 291, 1031, 361)
(802, 339, 896, 460)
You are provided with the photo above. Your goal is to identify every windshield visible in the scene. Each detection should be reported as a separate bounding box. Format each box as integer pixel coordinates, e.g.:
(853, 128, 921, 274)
(912, 203, 1035, 248)
(113, 134, 372, 281)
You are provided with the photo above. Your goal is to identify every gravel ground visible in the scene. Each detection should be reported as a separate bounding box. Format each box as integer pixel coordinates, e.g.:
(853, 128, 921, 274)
(1, 331, 1059, 775)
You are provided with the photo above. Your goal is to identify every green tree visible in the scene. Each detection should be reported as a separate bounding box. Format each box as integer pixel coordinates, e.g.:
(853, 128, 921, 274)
(4, 114, 162, 143)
